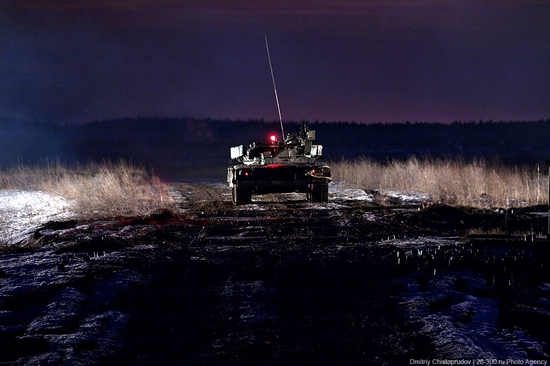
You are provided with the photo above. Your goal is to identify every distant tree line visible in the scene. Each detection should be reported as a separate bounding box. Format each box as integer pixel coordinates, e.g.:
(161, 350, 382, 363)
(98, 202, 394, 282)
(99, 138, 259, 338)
(1, 117, 549, 180)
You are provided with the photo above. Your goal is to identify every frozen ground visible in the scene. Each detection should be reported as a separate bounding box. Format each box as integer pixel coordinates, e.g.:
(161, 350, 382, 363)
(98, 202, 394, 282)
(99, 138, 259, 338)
(0, 190, 74, 245)
(398, 272, 550, 359)
(0, 183, 549, 365)
(389, 237, 550, 361)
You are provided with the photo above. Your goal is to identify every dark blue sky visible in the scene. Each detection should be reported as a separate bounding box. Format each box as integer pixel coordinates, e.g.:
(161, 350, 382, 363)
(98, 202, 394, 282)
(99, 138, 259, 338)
(1, 1, 549, 124)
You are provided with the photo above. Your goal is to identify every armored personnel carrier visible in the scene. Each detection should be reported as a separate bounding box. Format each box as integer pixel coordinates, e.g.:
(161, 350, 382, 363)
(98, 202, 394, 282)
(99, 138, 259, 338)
(227, 122, 331, 204)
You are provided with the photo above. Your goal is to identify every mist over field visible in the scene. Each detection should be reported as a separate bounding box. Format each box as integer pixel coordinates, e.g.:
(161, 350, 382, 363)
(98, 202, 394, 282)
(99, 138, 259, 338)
(1, 118, 549, 180)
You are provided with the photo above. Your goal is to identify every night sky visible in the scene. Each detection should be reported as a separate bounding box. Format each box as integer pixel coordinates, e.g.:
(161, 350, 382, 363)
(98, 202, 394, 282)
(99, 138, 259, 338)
(2, 1, 550, 124)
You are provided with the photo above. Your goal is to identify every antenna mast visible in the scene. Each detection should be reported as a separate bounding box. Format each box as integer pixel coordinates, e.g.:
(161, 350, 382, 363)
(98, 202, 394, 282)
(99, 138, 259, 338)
(265, 35, 285, 141)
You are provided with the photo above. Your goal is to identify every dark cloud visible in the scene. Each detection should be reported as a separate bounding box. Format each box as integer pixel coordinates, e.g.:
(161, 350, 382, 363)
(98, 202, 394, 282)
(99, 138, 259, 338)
(1, 1, 549, 123)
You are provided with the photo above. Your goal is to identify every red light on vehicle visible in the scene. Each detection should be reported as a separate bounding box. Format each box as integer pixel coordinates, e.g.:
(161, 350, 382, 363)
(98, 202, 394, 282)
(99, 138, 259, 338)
(244, 171, 249, 177)
(311, 169, 316, 175)
(269, 135, 277, 143)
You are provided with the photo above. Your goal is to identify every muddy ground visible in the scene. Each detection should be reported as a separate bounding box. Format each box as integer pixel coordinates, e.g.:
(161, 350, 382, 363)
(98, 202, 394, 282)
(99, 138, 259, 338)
(1, 183, 550, 365)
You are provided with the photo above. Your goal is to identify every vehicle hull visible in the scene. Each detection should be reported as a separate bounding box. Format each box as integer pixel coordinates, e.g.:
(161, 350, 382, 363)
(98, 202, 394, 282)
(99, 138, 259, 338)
(227, 163, 330, 204)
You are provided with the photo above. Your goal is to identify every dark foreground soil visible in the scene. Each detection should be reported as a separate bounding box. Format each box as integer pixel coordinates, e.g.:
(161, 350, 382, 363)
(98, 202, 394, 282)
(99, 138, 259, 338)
(1, 183, 550, 365)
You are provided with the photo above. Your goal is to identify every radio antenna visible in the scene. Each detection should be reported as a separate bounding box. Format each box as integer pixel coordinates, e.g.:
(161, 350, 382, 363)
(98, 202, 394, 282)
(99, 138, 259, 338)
(265, 35, 285, 141)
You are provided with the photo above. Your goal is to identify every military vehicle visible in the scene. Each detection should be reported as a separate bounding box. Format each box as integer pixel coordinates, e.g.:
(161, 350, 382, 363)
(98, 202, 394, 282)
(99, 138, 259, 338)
(227, 36, 331, 204)
(227, 122, 331, 204)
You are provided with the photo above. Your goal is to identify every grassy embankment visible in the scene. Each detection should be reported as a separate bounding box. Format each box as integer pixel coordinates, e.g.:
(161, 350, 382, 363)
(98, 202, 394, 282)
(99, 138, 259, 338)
(0, 160, 174, 219)
(330, 157, 547, 208)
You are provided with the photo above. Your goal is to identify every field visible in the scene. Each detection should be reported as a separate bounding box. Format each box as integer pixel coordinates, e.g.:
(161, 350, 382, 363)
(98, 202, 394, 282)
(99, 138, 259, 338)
(331, 157, 547, 209)
(0, 160, 549, 364)
(0, 160, 172, 220)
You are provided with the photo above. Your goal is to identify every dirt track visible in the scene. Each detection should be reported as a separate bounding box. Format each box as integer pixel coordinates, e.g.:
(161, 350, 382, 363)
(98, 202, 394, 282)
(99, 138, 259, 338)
(1, 183, 550, 365)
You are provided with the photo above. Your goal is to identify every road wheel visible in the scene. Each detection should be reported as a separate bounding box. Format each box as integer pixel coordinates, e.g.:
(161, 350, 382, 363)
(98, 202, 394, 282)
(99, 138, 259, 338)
(232, 185, 252, 205)
(309, 183, 328, 203)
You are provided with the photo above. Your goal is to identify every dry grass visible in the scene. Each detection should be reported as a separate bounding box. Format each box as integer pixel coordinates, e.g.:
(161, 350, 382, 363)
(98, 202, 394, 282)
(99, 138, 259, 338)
(330, 157, 547, 208)
(0, 160, 174, 218)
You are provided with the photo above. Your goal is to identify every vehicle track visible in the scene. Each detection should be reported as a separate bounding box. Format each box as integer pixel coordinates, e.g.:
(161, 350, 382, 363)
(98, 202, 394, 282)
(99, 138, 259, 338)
(107, 184, 550, 364)
(1, 183, 549, 365)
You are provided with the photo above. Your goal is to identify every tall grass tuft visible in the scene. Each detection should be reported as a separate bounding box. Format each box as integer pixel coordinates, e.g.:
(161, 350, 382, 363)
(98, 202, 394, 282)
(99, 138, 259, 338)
(330, 157, 547, 208)
(0, 160, 174, 218)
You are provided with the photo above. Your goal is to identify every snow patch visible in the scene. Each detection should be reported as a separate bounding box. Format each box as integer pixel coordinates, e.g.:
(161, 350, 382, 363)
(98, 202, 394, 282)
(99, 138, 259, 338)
(399, 271, 549, 359)
(375, 189, 430, 204)
(0, 190, 74, 245)
(329, 183, 374, 202)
